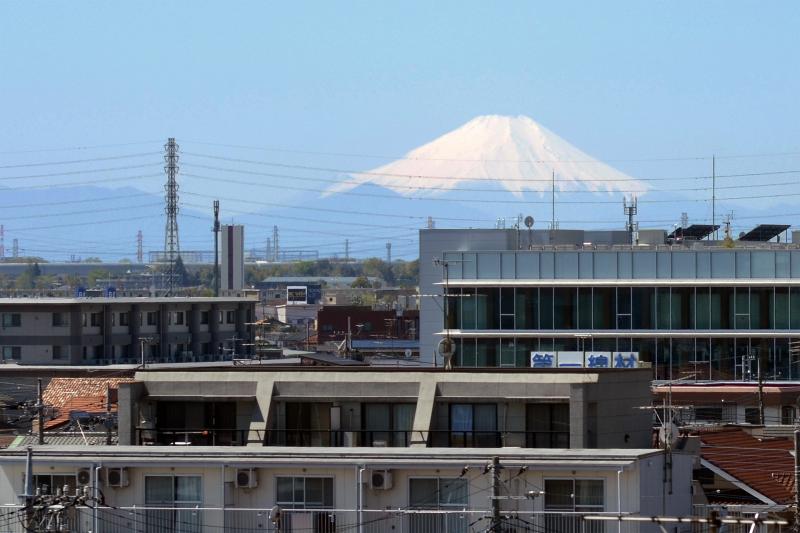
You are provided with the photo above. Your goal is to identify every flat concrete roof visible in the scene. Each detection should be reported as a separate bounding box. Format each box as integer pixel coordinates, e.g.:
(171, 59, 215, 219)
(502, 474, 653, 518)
(0, 444, 660, 469)
(0, 297, 256, 305)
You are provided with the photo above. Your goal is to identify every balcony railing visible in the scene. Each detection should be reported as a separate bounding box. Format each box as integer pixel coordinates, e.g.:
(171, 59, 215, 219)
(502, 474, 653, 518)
(0, 506, 647, 533)
(265, 429, 416, 447)
(136, 428, 264, 446)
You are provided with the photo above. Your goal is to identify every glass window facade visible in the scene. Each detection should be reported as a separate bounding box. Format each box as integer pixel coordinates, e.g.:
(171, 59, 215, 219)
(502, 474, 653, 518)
(442, 285, 798, 379)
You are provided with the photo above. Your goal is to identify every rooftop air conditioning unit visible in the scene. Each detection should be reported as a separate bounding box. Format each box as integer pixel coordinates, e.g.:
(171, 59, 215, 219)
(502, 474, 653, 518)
(368, 469, 393, 490)
(106, 467, 129, 488)
(236, 468, 258, 489)
(76, 469, 92, 486)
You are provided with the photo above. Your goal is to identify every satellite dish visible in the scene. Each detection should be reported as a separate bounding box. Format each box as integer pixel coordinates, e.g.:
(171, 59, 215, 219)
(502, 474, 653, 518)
(438, 338, 456, 370)
(437, 338, 455, 358)
(524, 216, 534, 229)
(269, 505, 282, 524)
(658, 423, 680, 448)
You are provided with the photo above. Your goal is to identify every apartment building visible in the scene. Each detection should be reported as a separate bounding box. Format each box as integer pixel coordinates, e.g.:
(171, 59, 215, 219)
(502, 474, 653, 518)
(0, 297, 255, 365)
(420, 225, 800, 380)
(0, 368, 695, 532)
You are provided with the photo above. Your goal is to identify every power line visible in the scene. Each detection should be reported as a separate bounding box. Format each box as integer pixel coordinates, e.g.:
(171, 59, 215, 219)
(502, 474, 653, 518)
(0, 140, 162, 155)
(0, 163, 161, 181)
(0, 151, 160, 169)
(182, 139, 800, 163)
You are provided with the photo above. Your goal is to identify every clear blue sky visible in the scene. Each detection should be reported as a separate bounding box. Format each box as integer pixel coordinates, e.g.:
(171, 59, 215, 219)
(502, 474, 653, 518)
(2, 1, 797, 158)
(1, 2, 799, 259)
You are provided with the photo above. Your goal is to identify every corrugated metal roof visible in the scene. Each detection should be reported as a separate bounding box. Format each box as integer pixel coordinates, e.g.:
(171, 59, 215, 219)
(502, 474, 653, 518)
(699, 427, 794, 504)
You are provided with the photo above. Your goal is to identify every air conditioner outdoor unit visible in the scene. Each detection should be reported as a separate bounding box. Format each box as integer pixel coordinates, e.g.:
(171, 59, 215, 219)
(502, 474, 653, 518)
(368, 469, 393, 490)
(236, 468, 258, 489)
(106, 467, 129, 488)
(76, 469, 92, 486)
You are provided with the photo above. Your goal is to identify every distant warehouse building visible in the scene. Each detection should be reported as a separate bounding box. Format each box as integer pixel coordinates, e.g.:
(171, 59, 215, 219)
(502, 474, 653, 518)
(420, 224, 800, 380)
(0, 297, 255, 365)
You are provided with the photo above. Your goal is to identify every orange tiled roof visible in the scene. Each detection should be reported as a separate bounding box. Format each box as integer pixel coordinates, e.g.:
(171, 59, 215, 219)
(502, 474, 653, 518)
(699, 427, 794, 504)
(42, 377, 134, 430)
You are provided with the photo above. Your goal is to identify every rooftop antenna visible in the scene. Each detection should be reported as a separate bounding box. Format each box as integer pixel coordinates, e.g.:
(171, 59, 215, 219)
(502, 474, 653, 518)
(426, 216, 435, 229)
(723, 212, 734, 240)
(524, 215, 534, 250)
(551, 169, 556, 230)
(711, 155, 717, 240)
(213, 200, 220, 297)
(624, 196, 638, 245)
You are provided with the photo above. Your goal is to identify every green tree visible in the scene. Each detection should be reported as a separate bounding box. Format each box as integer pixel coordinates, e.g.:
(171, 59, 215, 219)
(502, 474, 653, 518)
(350, 275, 372, 288)
(83, 257, 103, 263)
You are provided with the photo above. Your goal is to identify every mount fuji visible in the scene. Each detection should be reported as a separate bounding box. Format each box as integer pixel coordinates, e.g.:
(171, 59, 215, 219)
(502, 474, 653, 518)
(325, 115, 649, 199)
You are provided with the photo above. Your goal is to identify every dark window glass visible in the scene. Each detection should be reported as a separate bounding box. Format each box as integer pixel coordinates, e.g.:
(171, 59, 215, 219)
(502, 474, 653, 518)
(476, 288, 499, 329)
(578, 288, 592, 329)
(526, 403, 570, 448)
(539, 288, 554, 330)
(695, 287, 711, 330)
(632, 288, 654, 329)
(671, 287, 693, 329)
(775, 287, 790, 329)
(461, 288, 477, 330)
(710, 287, 733, 329)
(750, 287, 772, 329)
(791, 288, 800, 329)
(445, 290, 459, 330)
(475, 338, 498, 367)
(514, 288, 537, 329)
(735, 288, 750, 329)
(592, 288, 615, 329)
(745, 408, 761, 425)
(458, 338, 476, 367)
(656, 288, 671, 330)
(554, 288, 577, 329)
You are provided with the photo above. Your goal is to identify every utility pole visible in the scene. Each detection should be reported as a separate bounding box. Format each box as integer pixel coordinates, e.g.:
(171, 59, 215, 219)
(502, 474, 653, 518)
(794, 427, 799, 532)
(758, 350, 765, 425)
(386, 242, 391, 263)
(712, 155, 717, 240)
(140, 337, 153, 369)
(105, 383, 112, 446)
(551, 169, 556, 231)
(272, 225, 279, 262)
(624, 196, 638, 245)
(213, 200, 221, 297)
(489, 456, 501, 533)
(345, 239, 350, 262)
(163, 137, 180, 295)
(36, 378, 44, 445)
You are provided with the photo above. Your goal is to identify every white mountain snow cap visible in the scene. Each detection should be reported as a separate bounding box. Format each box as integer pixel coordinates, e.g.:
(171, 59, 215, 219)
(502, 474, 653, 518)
(325, 115, 648, 198)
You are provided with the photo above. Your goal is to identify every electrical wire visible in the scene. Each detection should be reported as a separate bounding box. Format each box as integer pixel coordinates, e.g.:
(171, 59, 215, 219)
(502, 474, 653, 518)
(0, 152, 161, 169)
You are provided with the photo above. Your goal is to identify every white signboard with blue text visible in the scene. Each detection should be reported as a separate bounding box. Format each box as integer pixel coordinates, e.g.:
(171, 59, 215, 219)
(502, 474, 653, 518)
(556, 351, 584, 368)
(530, 352, 556, 368)
(531, 351, 639, 369)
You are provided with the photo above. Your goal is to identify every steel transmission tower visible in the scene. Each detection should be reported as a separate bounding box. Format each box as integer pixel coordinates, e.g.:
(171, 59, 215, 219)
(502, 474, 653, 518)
(136, 230, 143, 263)
(163, 138, 180, 294)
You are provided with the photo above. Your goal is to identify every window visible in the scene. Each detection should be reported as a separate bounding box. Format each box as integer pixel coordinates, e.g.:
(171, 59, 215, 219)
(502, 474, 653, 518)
(218, 311, 224, 324)
(545, 479, 604, 532)
(145, 475, 202, 533)
(409, 478, 468, 532)
(175, 312, 184, 325)
(275, 477, 335, 532)
(200, 311, 209, 325)
(2, 347, 21, 360)
(782, 406, 797, 425)
(52, 312, 69, 327)
(449, 404, 498, 447)
(276, 477, 333, 509)
(526, 403, 570, 448)
(226, 310, 235, 324)
(32, 474, 76, 496)
(90, 312, 102, 327)
(362, 403, 415, 446)
(52, 346, 64, 360)
(745, 408, 761, 425)
(2, 313, 21, 327)
(147, 312, 159, 326)
(119, 312, 129, 326)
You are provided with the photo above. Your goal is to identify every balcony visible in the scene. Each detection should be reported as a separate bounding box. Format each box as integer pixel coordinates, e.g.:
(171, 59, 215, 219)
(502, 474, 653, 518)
(265, 429, 414, 447)
(136, 428, 262, 446)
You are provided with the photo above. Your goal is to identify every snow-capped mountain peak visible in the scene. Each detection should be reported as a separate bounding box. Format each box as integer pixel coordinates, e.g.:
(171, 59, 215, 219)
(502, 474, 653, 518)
(325, 115, 648, 198)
